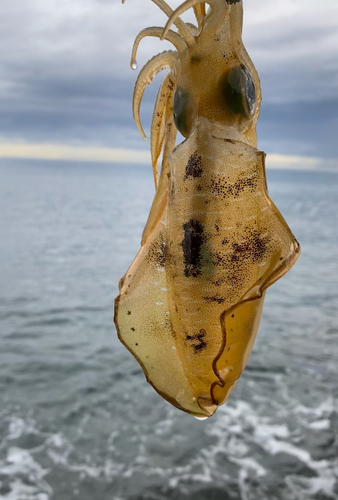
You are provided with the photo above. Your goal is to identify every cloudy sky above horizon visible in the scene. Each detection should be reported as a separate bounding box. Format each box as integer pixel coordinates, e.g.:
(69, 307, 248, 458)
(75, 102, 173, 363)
(1, 0, 337, 169)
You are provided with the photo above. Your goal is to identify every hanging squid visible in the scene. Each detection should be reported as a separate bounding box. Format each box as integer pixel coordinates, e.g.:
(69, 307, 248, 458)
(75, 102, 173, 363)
(114, 0, 300, 418)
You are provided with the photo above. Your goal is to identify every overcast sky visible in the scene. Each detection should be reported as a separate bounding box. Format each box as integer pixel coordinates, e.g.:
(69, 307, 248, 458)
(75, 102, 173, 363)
(0, 0, 337, 169)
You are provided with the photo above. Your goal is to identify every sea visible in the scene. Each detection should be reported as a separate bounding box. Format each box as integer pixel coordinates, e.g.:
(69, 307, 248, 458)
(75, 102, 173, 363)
(0, 159, 337, 500)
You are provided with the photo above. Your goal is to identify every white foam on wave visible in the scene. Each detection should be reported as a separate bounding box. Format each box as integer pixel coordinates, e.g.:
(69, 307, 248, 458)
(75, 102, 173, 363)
(7, 417, 39, 441)
(2, 416, 50, 447)
(294, 396, 337, 418)
(168, 468, 213, 490)
(44, 430, 124, 481)
(203, 396, 338, 500)
(0, 480, 49, 500)
(0, 415, 128, 499)
(45, 432, 73, 466)
(0, 417, 53, 500)
(307, 419, 330, 430)
(230, 457, 266, 477)
(0, 447, 52, 500)
(1, 393, 337, 500)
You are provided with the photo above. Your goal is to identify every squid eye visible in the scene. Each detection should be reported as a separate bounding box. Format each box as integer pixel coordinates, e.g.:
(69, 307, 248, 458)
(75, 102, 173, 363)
(173, 87, 190, 136)
(222, 64, 256, 117)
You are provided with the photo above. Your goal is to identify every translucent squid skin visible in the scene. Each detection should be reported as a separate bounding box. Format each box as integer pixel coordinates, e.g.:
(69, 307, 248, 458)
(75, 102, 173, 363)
(114, 0, 300, 418)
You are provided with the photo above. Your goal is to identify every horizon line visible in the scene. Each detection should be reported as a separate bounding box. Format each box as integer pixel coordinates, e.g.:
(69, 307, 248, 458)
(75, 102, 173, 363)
(0, 141, 336, 172)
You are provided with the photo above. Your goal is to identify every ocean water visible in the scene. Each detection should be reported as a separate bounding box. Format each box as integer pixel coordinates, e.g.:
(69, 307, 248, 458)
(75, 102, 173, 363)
(0, 160, 337, 500)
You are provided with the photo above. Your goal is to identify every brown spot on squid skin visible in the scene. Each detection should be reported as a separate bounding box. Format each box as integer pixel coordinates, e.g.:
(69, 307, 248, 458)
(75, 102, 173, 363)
(147, 234, 167, 267)
(186, 329, 208, 353)
(212, 227, 270, 269)
(210, 174, 258, 200)
(184, 152, 203, 179)
(181, 219, 205, 278)
(203, 296, 226, 304)
(231, 229, 270, 264)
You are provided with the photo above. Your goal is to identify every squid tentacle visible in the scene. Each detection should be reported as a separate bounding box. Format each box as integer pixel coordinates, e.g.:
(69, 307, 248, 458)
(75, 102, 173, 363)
(193, 3, 206, 31)
(161, 79, 177, 174)
(185, 22, 199, 36)
(122, 0, 195, 45)
(133, 51, 178, 140)
(156, 72, 177, 179)
(150, 72, 173, 187)
(151, 0, 195, 43)
(161, 0, 227, 40)
(141, 72, 176, 243)
(130, 27, 186, 70)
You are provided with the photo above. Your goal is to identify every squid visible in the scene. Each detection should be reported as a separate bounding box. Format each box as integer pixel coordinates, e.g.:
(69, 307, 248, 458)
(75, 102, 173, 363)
(114, 0, 300, 418)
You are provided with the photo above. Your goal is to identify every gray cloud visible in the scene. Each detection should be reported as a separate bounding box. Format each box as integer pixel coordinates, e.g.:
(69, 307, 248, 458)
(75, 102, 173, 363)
(1, 0, 337, 164)
(258, 99, 338, 159)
